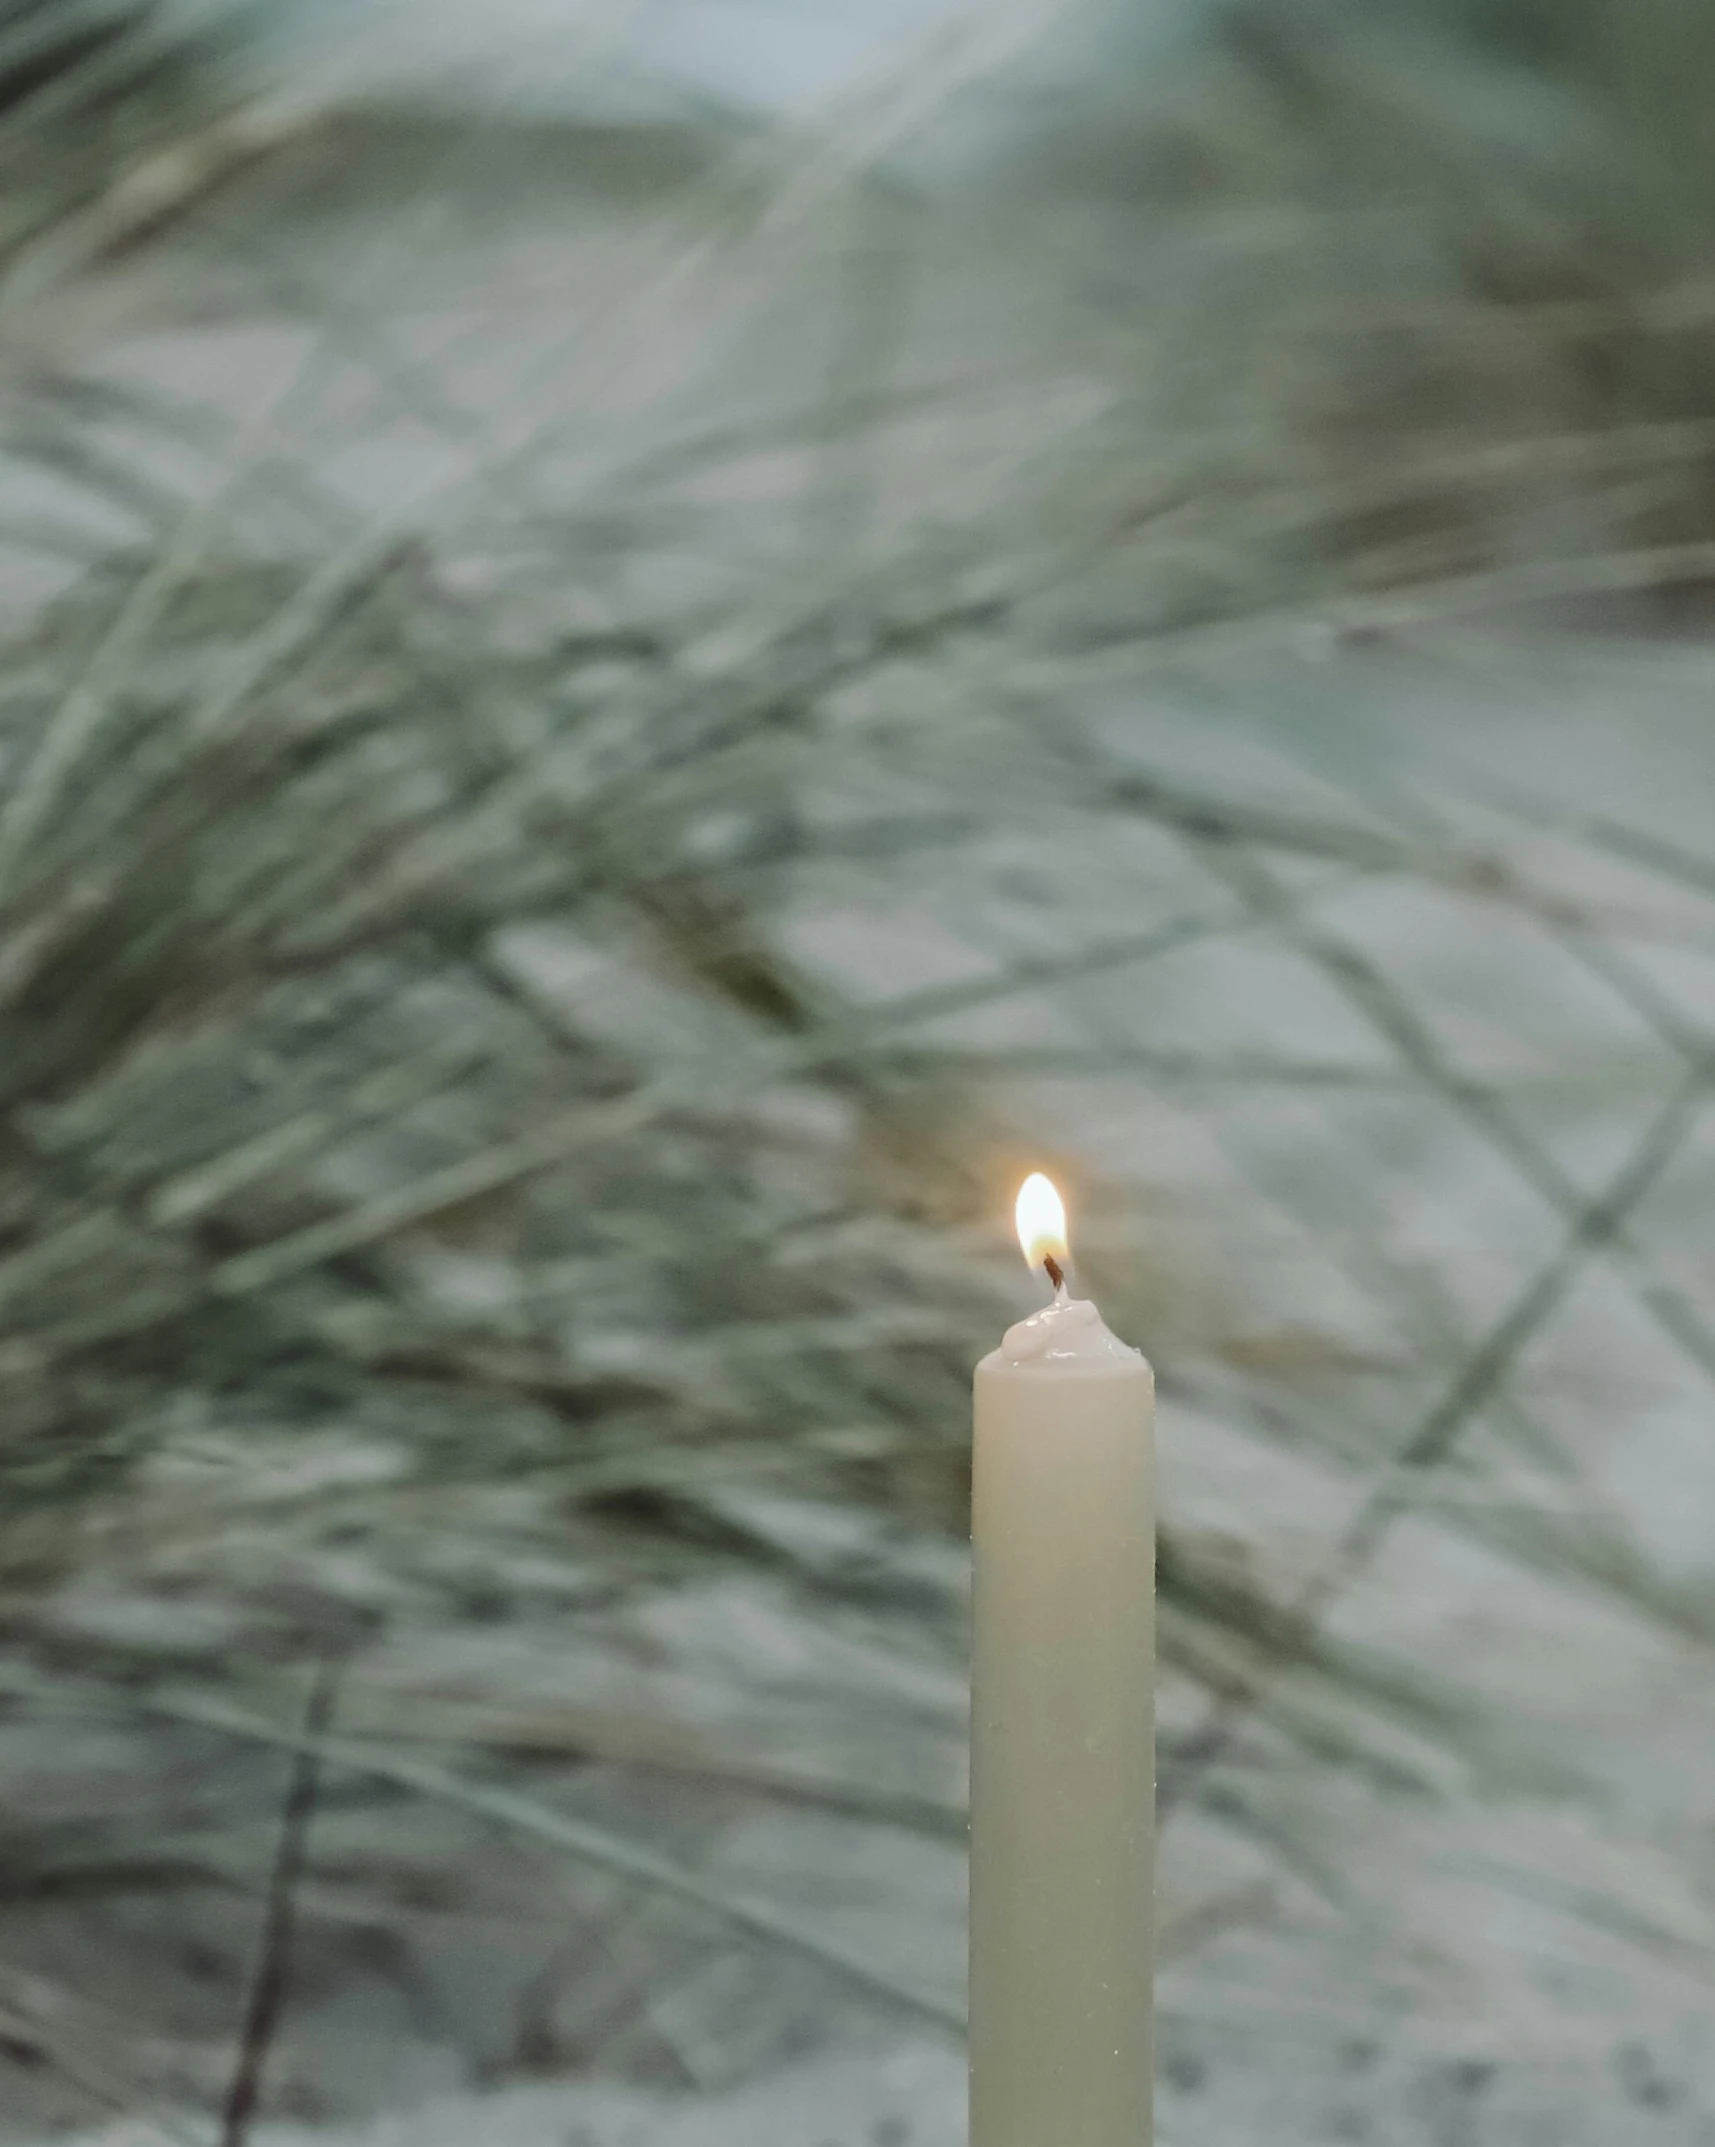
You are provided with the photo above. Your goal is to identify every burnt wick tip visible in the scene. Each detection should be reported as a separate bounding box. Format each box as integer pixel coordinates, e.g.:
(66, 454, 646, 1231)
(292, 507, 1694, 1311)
(1042, 1253, 1065, 1294)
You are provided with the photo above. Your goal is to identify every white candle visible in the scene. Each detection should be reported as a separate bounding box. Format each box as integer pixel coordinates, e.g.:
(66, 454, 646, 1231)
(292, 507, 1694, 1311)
(969, 1172, 1155, 2147)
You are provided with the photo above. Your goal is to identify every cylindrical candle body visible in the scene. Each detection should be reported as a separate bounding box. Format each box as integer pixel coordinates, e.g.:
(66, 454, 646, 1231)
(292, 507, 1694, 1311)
(969, 1301, 1155, 2147)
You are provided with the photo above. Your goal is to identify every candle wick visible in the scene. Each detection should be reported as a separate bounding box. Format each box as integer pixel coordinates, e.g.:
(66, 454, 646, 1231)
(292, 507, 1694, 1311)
(1042, 1253, 1066, 1297)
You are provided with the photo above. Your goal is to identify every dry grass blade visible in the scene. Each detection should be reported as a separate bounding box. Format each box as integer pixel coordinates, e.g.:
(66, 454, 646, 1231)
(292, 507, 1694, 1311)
(1163, 1064, 1712, 1813)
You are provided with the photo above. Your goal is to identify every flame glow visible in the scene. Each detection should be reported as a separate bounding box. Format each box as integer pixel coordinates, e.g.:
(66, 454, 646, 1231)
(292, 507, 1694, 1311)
(1014, 1172, 1069, 1273)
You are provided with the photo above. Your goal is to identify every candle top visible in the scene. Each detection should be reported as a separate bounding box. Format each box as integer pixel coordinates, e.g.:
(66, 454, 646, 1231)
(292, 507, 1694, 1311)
(987, 1292, 1148, 1375)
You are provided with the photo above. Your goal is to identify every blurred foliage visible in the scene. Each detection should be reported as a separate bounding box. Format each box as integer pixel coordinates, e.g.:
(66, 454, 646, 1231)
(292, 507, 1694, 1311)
(0, 1, 1714, 2139)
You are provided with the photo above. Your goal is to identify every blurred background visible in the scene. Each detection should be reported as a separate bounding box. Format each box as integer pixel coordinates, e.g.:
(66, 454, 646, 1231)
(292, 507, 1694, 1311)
(1, 1, 1714, 2141)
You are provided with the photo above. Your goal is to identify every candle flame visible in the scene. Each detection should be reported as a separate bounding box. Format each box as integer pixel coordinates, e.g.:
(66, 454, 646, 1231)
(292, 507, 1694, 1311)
(1014, 1172, 1069, 1274)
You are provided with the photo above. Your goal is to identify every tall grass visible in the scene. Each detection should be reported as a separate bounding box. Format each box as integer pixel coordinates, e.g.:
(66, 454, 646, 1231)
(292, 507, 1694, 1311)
(1, 1, 1714, 2136)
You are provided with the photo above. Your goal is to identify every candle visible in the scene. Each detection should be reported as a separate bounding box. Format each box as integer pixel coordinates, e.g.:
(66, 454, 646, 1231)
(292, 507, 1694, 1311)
(969, 1172, 1155, 2147)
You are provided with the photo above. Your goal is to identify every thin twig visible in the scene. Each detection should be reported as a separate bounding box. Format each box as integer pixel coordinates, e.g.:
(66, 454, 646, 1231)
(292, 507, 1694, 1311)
(217, 1656, 341, 2147)
(135, 1682, 966, 2038)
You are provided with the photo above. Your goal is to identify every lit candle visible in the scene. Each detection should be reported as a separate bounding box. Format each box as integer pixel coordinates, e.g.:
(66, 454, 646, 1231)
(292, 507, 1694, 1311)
(969, 1172, 1155, 2147)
